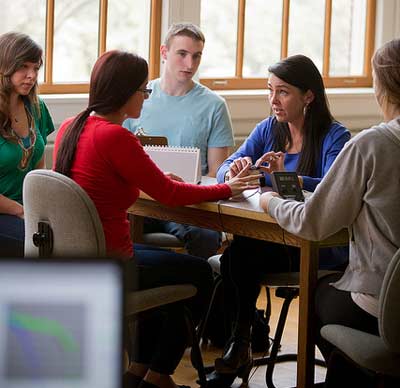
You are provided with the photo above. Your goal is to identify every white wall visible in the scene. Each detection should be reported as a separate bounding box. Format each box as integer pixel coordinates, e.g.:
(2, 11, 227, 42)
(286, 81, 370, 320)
(42, 0, 400, 164)
(222, 88, 381, 145)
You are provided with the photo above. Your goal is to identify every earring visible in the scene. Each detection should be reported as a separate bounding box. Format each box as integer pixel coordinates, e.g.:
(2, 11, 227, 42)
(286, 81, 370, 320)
(303, 104, 308, 117)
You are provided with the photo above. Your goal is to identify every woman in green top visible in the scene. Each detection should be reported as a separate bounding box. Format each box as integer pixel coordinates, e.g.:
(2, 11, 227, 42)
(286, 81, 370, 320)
(0, 32, 55, 257)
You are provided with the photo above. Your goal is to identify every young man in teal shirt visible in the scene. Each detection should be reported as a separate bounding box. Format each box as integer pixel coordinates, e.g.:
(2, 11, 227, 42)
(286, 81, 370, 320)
(124, 23, 234, 258)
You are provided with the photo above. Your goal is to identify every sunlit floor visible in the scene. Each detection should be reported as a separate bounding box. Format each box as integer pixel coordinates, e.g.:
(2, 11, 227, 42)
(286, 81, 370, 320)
(173, 289, 326, 387)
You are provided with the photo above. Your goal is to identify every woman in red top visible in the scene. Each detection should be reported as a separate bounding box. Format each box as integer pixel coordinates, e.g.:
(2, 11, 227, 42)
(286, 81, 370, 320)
(54, 50, 258, 388)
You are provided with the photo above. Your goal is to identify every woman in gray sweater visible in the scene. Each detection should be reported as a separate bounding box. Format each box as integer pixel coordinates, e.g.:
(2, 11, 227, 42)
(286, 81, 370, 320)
(261, 38, 400, 386)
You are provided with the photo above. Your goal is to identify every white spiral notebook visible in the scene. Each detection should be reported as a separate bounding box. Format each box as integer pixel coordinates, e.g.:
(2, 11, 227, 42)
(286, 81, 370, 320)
(144, 145, 202, 184)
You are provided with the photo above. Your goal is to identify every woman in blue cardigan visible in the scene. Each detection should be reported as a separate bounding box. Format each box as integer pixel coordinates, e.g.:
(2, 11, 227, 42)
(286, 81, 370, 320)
(208, 54, 350, 387)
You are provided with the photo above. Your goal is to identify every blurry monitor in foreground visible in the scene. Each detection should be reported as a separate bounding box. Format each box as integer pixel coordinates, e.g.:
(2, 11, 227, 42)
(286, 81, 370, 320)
(0, 260, 124, 388)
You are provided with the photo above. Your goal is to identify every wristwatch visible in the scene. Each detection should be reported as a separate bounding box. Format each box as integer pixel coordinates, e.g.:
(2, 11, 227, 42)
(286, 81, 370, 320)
(224, 170, 230, 182)
(224, 171, 230, 182)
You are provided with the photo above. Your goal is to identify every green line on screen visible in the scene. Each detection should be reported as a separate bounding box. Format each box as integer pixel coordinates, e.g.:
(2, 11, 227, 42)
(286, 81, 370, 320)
(9, 311, 79, 353)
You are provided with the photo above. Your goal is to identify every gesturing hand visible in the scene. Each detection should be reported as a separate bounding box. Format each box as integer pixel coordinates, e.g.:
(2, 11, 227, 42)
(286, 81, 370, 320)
(226, 156, 253, 180)
(254, 151, 285, 174)
(226, 162, 262, 197)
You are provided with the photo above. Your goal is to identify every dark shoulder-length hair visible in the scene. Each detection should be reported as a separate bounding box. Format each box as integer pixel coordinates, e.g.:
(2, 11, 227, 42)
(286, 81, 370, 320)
(55, 50, 148, 177)
(0, 32, 43, 139)
(268, 54, 333, 176)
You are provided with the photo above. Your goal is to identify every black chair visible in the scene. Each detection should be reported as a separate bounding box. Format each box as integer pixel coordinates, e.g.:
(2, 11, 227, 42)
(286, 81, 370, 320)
(200, 254, 332, 388)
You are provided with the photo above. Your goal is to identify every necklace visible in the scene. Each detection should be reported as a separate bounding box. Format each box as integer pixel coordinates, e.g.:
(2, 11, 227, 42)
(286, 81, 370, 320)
(11, 127, 37, 170)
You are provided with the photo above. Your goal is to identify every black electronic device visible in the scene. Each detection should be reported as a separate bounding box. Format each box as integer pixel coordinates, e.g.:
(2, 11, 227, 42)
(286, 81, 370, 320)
(270, 172, 304, 201)
(249, 165, 265, 187)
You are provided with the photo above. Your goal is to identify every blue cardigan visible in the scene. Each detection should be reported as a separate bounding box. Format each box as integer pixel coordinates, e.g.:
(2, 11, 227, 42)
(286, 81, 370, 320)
(217, 116, 350, 192)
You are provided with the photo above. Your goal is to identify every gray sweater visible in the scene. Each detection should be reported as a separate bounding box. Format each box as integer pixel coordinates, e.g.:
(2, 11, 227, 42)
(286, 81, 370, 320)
(268, 117, 400, 297)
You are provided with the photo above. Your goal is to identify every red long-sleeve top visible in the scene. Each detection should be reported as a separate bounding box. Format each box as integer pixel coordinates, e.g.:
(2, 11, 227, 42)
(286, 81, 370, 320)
(54, 116, 231, 258)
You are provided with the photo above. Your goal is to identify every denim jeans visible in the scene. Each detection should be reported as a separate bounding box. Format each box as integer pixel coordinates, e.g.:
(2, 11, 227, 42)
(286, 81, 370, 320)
(127, 244, 213, 374)
(0, 214, 24, 257)
(143, 217, 221, 259)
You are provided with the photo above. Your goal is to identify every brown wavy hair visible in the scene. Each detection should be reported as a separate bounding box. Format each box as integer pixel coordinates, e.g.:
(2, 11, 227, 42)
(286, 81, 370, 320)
(55, 50, 148, 177)
(0, 32, 42, 140)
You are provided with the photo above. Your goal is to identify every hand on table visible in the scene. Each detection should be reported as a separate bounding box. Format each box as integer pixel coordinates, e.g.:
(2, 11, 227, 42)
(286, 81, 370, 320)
(259, 191, 281, 213)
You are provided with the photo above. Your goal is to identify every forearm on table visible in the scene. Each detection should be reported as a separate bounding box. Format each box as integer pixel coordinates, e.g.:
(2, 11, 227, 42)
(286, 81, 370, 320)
(0, 195, 24, 217)
(207, 146, 231, 178)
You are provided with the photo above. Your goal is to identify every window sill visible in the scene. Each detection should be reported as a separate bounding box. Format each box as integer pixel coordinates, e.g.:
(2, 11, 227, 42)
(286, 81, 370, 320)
(217, 87, 375, 99)
(41, 87, 381, 134)
(40, 87, 375, 101)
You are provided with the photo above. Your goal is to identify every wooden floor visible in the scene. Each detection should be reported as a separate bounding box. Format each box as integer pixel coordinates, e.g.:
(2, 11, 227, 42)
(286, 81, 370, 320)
(173, 288, 326, 387)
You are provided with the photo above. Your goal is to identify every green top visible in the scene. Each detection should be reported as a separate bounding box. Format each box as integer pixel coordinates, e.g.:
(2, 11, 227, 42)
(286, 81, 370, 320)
(0, 97, 55, 204)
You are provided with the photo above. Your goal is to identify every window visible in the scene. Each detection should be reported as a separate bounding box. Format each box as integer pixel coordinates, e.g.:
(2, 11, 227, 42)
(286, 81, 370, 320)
(0, 0, 162, 94)
(1, 0, 376, 93)
(200, 0, 376, 90)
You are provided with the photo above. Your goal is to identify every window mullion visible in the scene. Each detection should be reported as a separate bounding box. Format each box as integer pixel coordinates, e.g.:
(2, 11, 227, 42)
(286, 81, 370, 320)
(323, 0, 332, 77)
(45, 0, 55, 85)
(98, 0, 108, 55)
(235, 0, 245, 78)
(363, 0, 376, 78)
(149, 0, 162, 80)
(281, 0, 290, 59)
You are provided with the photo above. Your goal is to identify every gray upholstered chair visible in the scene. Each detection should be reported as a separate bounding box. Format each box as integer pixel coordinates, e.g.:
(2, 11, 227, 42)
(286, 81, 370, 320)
(22, 169, 207, 385)
(202, 254, 332, 388)
(23, 169, 106, 257)
(321, 248, 400, 387)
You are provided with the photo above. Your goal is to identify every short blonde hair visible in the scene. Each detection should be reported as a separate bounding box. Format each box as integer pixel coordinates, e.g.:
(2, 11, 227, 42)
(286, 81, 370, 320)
(164, 23, 205, 48)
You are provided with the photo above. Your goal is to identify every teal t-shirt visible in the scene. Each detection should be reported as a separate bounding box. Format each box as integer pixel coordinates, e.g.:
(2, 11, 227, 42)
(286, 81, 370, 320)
(0, 98, 55, 203)
(123, 79, 234, 175)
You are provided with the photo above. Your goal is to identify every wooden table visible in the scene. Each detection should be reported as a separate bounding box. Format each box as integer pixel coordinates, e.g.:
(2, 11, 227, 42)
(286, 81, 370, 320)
(128, 178, 348, 388)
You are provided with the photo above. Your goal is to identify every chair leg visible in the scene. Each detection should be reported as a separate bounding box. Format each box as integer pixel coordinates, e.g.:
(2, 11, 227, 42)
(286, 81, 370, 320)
(252, 288, 298, 388)
(269, 292, 297, 388)
(255, 287, 326, 388)
(185, 307, 207, 387)
(196, 274, 232, 375)
(197, 275, 223, 342)
(124, 319, 136, 368)
(265, 286, 272, 324)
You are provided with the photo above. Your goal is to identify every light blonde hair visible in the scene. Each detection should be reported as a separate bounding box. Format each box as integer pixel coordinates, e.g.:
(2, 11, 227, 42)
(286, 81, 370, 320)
(372, 38, 400, 111)
(0, 32, 42, 139)
(164, 23, 205, 48)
